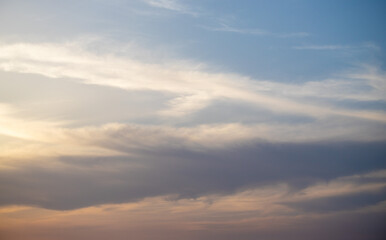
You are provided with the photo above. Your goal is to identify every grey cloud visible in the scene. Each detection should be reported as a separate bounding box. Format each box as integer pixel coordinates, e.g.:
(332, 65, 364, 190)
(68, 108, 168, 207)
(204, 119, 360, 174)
(177, 98, 314, 126)
(0, 141, 385, 210)
(283, 189, 386, 213)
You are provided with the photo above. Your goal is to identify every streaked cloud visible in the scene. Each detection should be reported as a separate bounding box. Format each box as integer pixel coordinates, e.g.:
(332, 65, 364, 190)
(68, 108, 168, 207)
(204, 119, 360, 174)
(294, 45, 352, 50)
(142, 0, 198, 16)
(0, 170, 385, 240)
(203, 23, 309, 38)
(0, 41, 384, 123)
(293, 43, 381, 51)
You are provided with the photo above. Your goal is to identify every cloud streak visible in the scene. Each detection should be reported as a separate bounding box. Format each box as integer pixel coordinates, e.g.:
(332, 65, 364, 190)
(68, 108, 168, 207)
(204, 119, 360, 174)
(203, 23, 309, 38)
(0, 41, 385, 123)
(293, 43, 381, 51)
(293, 45, 353, 50)
(142, 0, 198, 16)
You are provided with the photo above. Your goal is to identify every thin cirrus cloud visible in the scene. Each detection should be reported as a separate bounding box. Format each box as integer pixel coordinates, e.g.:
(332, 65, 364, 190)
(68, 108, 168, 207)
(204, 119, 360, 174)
(293, 43, 381, 50)
(0, 41, 385, 123)
(142, 0, 198, 16)
(203, 23, 310, 38)
(293, 45, 353, 50)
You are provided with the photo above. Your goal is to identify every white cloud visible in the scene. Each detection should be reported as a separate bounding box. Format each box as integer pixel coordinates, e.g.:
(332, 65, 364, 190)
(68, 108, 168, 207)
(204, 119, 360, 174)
(0, 41, 385, 123)
(144, 0, 183, 11)
(159, 93, 213, 117)
(142, 0, 198, 16)
(293, 43, 380, 51)
(293, 45, 352, 50)
(203, 23, 309, 38)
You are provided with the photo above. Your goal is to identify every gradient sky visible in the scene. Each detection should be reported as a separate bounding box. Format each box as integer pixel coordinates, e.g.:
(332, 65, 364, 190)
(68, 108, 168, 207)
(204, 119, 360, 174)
(0, 1, 386, 239)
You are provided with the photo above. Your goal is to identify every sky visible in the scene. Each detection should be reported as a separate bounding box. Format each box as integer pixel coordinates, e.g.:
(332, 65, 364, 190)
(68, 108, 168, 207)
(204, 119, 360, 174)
(0, 0, 385, 239)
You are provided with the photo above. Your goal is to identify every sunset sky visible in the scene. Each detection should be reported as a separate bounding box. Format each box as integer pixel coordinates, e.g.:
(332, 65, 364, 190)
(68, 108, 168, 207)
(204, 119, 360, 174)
(0, 0, 386, 239)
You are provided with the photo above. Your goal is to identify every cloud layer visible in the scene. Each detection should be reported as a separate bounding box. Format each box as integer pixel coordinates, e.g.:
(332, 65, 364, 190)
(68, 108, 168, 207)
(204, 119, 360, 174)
(0, 40, 385, 212)
(0, 13, 385, 239)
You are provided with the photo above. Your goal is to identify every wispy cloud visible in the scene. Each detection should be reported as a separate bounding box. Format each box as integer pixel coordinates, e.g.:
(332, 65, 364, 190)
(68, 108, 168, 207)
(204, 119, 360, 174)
(142, 0, 198, 16)
(204, 24, 269, 36)
(293, 45, 353, 50)
(293, 43, 381, 51)
(203, 23, 309, 38)
(1, 41, 384, 123)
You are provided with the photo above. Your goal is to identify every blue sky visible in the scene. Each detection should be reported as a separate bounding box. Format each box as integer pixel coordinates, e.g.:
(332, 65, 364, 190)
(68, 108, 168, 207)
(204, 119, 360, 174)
(1, 0, 385, 81)
(0, 1, 385, 240)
